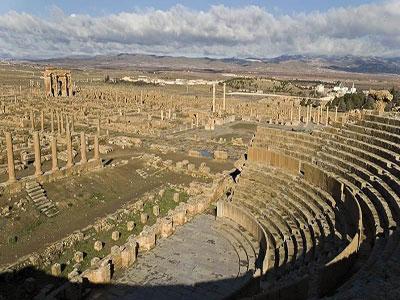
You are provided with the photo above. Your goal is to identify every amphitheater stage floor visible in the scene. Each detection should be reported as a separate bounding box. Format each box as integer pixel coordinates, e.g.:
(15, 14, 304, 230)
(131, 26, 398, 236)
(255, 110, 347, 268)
(91, 214, 251, 300)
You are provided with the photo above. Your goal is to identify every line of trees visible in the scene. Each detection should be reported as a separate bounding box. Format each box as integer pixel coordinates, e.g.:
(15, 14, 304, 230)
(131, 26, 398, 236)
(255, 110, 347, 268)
(329, 92, 375, 112)
(385, 88, 400, 111)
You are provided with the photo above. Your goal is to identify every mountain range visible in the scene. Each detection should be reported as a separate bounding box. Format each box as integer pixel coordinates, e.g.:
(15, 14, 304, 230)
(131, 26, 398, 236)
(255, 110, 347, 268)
(23, 54, 400, 76)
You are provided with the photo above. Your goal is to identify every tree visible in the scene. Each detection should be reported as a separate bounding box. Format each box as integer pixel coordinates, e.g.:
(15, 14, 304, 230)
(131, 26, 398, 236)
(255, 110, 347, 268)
(338, 98, 347, 111)
(364, 96, 375, 110)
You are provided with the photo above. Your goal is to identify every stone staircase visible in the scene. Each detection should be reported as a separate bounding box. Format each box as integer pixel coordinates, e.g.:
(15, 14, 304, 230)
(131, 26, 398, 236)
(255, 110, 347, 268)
(26, 181, 59, 218)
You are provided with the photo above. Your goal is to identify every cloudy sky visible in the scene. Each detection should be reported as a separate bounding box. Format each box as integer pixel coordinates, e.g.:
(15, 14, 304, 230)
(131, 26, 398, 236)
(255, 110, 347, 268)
(0, 0, 398, 59)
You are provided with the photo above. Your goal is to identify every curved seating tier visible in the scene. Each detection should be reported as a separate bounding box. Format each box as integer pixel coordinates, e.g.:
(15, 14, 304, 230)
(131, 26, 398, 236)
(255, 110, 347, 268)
(230, 113, 400, 299)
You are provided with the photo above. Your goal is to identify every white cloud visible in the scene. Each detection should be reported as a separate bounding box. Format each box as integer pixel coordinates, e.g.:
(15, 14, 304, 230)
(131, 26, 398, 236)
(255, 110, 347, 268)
(0, 1, 399, 59)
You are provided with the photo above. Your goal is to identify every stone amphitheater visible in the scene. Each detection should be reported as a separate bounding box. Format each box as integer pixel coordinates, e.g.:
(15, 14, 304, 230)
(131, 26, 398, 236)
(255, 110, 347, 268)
(222, 112, 400, 299)
(72, 111, 400, 300)
(0, 67, 399, 300)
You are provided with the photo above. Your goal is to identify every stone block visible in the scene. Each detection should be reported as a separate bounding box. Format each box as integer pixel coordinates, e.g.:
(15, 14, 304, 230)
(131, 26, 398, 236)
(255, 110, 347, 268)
(74, 251, 84, 263)
(197, 200, 208, 213)
(161, 217, 174, 238)
(153, 205, 160, 217)
(68, 269, 80, 280)
(172, 210, 186, 226)
(91, 257, 101, 267)
(127, 221, 135, 231)
(137, 231, 156, 251)
(214, 150, 228, 160)
(173, 192, 180, 203)
(187, 201, 198, 216)
(140, 212, 149, 224)
(94, 241, 103, 252)
(188, 163, 195, 171)
(111, 231, 120, 241)
(188, 150, 201, 157)
(84, 263, 111, 284)
(51, 263, 62, 276)
(121, 243, 137, 268)
(202, 166, 211, 174)
(135, 200, 144, 211)
(110, 245, 122, 269)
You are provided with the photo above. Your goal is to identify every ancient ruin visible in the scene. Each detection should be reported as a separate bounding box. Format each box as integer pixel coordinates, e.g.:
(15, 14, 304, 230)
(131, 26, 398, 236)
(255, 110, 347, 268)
(1, 15, 400, 300)
(43, 69, 72, 97)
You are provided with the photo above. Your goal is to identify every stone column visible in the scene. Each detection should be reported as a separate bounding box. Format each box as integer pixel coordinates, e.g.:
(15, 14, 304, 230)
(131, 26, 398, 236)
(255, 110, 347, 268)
(161, 110, 164, 121)
(94, 135, 100, 162)
(33, 131, 42, 177)
(212, 83, 216, 113)
(317, 106, 320, 124)
(320, 106, 323, 124)
(290, 107, 293, 122)
(71, 115, 75, 133)
(30, 111, 35, 130)
(5, 132, 16, 183)
(97, 118, 101, 135)
(335, 106, 338, 122)
(60, 113, 65, 134)
(51, 135, 59, 172)
(326, 106, 329, 126)
(298, 106, 301, 122)
(40, 111, 44, 131)
(51, 110, 54, 133)
(66, 129, 74, 168)
(306, 105, 309, 125)
(56, 111, 61, 133)
(80, 132, 87, 164)
(223, 83, 226, 111)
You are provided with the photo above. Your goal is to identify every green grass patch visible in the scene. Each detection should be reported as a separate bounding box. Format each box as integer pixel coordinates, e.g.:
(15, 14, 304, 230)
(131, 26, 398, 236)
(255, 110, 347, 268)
(43, 188, 189, 276)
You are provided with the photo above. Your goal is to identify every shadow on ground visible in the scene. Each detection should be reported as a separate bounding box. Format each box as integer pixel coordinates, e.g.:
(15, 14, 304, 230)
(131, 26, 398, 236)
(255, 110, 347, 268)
(0, 267, 256, 300)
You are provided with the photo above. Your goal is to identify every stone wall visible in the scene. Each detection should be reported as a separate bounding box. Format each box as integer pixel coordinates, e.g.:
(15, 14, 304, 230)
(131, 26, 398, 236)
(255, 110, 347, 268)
(42, 174, 232, 298)
(247, 147, 300, 175)
(301, 162, 344, 202)
(216, 200, 268, 275)
(317, 187, 363, 297)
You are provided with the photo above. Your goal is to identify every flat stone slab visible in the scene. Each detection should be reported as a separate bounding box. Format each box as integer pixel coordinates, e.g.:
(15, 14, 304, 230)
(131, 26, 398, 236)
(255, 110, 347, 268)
(95, 215, 249, 300)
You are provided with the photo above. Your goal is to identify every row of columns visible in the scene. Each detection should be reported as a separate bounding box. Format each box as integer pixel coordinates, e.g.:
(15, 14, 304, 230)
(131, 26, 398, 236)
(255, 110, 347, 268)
(212, 83, 227, 113)
(4, 131, 100, 183)
(302, 105, 338, 125)
(29, 110, 75, 134)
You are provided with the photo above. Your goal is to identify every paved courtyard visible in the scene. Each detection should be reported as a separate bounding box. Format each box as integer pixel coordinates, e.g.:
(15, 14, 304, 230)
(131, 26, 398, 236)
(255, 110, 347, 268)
(92, 214, 249, 300)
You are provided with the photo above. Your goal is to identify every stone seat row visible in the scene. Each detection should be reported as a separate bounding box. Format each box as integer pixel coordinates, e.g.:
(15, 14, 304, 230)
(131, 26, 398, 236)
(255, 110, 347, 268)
(255, 126, 400, 240)
(256, 126, 400, 224)
(248, 115, 400, 297)
(216, 217, 259, 277)
(232, 166, 349, 287)
(257, 132, 393, 241)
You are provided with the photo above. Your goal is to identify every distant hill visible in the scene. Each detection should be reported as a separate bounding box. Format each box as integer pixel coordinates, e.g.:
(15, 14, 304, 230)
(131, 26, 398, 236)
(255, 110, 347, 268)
(27, 53, 400, 75)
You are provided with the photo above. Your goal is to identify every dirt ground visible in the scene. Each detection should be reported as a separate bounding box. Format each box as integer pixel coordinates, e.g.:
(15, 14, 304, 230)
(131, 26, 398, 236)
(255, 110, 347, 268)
(0, 145, 234, 265)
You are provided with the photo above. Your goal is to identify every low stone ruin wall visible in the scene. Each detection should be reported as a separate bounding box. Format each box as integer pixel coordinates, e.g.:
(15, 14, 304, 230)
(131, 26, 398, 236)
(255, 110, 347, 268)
(43, 174, 231, 298)
(1, 159, 102, 194)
